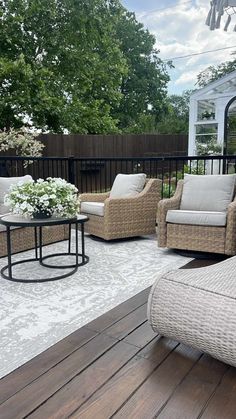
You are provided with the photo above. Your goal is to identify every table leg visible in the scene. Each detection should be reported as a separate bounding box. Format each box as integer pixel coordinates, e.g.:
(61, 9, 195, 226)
(75, 222, 79, 266)
(68, 224, 71, 254)
(34, 227, 38, 259)
(39, 226, 43, 262)
(81, 223, 85, 264)
(6, 226, 12, 279)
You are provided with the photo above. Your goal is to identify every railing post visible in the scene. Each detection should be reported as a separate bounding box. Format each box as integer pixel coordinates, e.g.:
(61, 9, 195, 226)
(68, 156, 75, 185)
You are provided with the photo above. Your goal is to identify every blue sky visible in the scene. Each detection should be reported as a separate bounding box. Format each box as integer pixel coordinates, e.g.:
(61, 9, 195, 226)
(121, 0, 236, 95)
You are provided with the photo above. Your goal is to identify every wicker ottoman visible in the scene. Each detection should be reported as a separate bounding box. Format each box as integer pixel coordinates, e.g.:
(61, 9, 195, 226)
(148, 256, 236, 367)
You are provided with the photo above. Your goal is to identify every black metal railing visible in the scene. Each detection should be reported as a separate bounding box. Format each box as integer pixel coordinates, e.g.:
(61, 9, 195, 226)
(1, 155, 236, 198)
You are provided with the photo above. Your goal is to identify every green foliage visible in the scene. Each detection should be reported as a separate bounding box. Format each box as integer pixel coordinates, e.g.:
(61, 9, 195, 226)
(0, 127, 44, 158)
(196, 56, 236, 87)
(155, 90, 192, 134)
(110, 6, 170, 132)
(124, 90, 192, 134)
(183, 163, 205, 175)
(5, 177, 78, 217)
(124, 114, 158, 134)
(195, 137, 222, 156)
(0, 0, 169, 134)
(0, 0, 127, 133)
(162, 182, 175, 198)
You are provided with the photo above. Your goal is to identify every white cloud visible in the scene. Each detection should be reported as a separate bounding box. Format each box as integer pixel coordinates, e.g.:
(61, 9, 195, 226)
(175, 65, 206, 85)
(133, 0, 236, 93)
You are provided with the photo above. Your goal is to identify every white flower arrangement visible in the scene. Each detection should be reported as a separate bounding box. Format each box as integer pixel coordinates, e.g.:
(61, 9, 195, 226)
(0, 128, 44, 161)
(4, 177, 79, 218)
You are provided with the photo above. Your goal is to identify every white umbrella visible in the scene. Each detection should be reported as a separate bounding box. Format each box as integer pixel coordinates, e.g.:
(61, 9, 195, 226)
(206, 0, 236, 31)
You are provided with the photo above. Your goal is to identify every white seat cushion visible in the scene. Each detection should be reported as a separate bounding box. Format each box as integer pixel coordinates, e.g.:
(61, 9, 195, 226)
(81, 202, 104, 217)
(180, 174, 236, 212)
(110, 173, 146, 198)
(166, 209, 227, 227)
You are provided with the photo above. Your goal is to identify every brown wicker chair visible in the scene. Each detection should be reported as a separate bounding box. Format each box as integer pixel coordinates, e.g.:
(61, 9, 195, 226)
(80, 178, 161, 240)
(157, 179, 236, 255)
(0, 225, 69, 258)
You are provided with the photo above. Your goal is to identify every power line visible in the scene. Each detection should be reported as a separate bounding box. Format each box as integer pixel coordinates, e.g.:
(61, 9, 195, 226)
(137, 1, 193, 15)
(162, 45, 236, 61)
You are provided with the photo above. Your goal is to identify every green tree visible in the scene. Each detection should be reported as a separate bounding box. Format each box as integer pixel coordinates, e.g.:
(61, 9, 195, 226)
(0, 0, 127, 133)
(110, 5, 170, 131)
(196, 56, 236, 87)
(156, 90, 191, 134)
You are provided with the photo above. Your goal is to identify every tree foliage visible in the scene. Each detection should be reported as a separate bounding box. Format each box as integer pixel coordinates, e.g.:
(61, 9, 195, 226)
(0, 0, 127, 132)
(123, 90, 191, 134)
(155, 90, 191, 134)
(196, 56, 236, 87)
(0, 0, 169, 133)
(110, 7, 170, 131)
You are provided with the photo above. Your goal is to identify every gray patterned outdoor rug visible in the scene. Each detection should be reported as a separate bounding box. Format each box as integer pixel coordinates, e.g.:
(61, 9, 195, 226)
(0, 232, 192, 378)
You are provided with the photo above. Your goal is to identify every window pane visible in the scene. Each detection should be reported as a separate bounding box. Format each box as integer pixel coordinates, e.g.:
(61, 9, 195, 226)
(195, 134, 217, 142)
(197, 100, 215, 121)
(196, 124, 217, 135)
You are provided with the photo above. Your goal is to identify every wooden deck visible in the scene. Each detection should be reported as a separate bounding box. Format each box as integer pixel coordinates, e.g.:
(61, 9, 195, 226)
(0, 257, 235, 418)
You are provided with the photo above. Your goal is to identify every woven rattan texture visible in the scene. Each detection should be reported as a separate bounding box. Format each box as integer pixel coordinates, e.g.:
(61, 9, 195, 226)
(157, 180, 183, 247)
(157, 179, 236, 255)
(0, 225, 68, 257)
(167, 224, 226, 253)
(80, 179, 161, 240)
(148, 256, 236, 367)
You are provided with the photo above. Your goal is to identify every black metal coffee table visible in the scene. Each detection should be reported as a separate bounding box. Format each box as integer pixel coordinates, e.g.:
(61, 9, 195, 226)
(0, 214, 89, 283)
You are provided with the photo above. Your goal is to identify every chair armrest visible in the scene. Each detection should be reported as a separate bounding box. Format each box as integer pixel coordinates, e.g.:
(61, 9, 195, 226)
(157, 180, 183, 222)
(157, 180, 183, 247)
(79, 191, 110, 203)
(104, 178, 161, 220)
(225, 197, 236, 255)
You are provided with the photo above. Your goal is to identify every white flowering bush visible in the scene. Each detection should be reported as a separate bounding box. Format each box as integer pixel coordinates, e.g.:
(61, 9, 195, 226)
(5, 177, 79, 218)
(0, 128, 44, 160)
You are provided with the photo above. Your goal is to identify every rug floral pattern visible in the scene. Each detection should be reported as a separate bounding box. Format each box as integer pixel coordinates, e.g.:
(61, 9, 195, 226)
(0, 233, 192, 378)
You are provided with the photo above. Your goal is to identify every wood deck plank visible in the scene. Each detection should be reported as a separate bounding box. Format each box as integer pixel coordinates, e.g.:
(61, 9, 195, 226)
(156, 355, 228, 419)
(70, 338, 180, 418)
(0, 333, 117, 419)
(199, 367, 236, 419)
(123, 321, 157, 348)
(71, 356, 158, 419)
(103, 303, 147, 340)
(137, 336, 179, 362)
(86, 287, 151, 332)
(113, 345, 202, 419)
(28, 341, 140, 419)
(0, 326, 96, 404)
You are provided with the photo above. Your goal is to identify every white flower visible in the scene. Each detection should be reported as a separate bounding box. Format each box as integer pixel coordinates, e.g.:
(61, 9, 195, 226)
(6, 177, 78, 218)
(41, 194, 49, 201)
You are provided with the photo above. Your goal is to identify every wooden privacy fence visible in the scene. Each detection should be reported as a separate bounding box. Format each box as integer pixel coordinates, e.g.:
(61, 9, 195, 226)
(39, 133, 188, 158)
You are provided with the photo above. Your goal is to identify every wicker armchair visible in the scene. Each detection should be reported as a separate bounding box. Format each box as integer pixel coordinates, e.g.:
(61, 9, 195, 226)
(80, 178, 161, 240)
(0, 225, 69, 258)
(157, 177, 236, 255)
(148, 256, 236, 367)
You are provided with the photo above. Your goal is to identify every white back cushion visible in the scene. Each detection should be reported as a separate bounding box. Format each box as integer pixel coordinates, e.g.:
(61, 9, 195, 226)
(0, 175, 32, 205)
(110, 173, 146, 199)
(180, 174, 236, 212)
